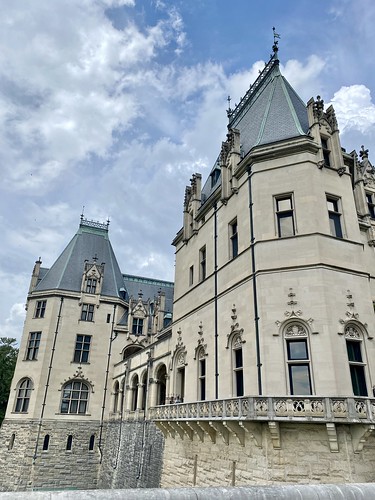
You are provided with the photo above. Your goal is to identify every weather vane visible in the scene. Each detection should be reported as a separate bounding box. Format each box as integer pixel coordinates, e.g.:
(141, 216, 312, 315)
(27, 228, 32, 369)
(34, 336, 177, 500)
(272, 27, 281, 56)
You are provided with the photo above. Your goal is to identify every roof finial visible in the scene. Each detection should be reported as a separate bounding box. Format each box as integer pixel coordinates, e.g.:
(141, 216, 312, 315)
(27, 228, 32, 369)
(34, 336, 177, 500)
(226, 95, 232, 118)
(272, 27, 280, 58)
(80, 206, 85, 222)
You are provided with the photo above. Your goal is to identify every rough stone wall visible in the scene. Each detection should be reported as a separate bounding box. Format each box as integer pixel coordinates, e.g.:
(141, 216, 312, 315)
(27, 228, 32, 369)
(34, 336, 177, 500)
(98, 420, 164, 489)
(160, 422, 375, 487)
(0, 419, 101, 492)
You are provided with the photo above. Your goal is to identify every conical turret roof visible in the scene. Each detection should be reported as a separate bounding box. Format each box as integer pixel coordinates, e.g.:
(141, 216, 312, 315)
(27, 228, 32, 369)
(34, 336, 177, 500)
(34, 218, 125, 298)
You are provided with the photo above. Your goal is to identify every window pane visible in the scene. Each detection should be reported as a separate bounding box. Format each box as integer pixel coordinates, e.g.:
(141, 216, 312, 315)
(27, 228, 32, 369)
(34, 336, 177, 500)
(235, 369, 244, 397)
(329, 213, 343, 238)
(289, 364, 311, 395)
(346, 341, 362, 362)
(350, 365, 368, 396)
(234, 348, 243, 368)
(277, 198, 292, 211)
(278, 213, 294, 237)
(287, 340, 308, 360)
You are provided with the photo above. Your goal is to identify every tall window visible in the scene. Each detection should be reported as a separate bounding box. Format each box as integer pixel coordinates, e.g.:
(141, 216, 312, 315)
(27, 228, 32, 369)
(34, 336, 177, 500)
(199, 246, 206, 281)
(113, 381, 119, 413)
(14, 378, 33, 413)
(189, 265, 194, 286)
(327, 196, 343, 238)
(132, 318, 144, 335)
(66, 435, 73, 451)
(198, 356, 206, 401)
(89, 435, 95, 451)
(85, 278, 97, 294)
(321, 137, 331, 166)
(34, 300, 46, 318)
(232, 337, 244, 397)
(286, 338, 312, 395)
(25, 332, 41, 360)
(275, 195, 295, 237)
(366, 192, 375, 218)
(81, 303, 94, 322)
(73, 335, 91, 363)
(60, 380, 89, 414)
(42, 435, 50, 451)
(346, 340, 368, 396)
(229, 218, 238, 259)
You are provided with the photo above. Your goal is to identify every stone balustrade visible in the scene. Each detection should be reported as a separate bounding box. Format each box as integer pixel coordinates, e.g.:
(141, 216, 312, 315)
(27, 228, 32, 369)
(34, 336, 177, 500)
(148, 396, 375, 423)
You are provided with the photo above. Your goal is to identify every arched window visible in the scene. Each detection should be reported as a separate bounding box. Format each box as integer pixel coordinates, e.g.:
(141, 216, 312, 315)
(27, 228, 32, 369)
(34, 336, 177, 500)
(156, 364, 167, 406)
(284, 322, 312, 395)
(130, 374, 139, 411)
(66, 435, 73, 451)
(60, 380, 89, 414)
(14, 378, 33, 413)
(8, 433, 15, 451)
(232, 335, 244, 397)
(197, 347, 206, 401)
(345, 324, 368, 396)
(113, 381, 119, 413)
(89, 434, 95, 451)
(42, 434, 50, 451)
(174, 351, 186, 403)
(122, 344, 143, 361)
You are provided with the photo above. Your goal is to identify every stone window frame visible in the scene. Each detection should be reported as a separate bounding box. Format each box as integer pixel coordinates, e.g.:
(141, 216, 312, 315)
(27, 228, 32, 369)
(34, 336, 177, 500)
(34, 300, 47, 319)
(274, 193, 295, 238)
(326, 194, 344, 239)
(60, 379, 91, 415)
(14, 377, 33, 413)
(73, 334, 92, 364)
(80, 303, 95, 322)
(282, 321, 314, 396)
(231, 333, 244, 397)
(25, 331, 42, 361)
(196, 346, 207, 401)
(229, 217, 238, 259)
(344, 323, 369, 397)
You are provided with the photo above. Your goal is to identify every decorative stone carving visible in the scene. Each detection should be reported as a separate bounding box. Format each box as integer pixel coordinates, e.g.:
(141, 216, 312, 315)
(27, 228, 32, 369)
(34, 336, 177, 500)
(284, 324, 308, 338)
(226, 304, 245, 348)
(275, 288, 315, 335)
(338, 290, 372, 339)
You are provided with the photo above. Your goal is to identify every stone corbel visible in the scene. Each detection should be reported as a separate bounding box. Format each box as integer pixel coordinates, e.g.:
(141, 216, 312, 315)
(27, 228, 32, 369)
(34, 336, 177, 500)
(168, 421, 185, 439)
(239, 421, 262, 448)
(268, 421, 281, 449)
(196, 421, 216, 443)
(223, 421, 245, 447)
(177, 421, 194, 441)
(186, 421, 204, 442)
(209, 421, 229, 445)
(155, 421, 174, 439)
(351, 424, 375, 453)
(326, 423, 339, 452)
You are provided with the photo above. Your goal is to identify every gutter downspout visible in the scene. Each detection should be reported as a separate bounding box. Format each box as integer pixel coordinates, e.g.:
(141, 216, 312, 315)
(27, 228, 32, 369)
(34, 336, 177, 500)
(98, 303, 117, 463)
(33, 296, 64, 464)
(214, 202, 219, 399)
(247, 166, 262, 395)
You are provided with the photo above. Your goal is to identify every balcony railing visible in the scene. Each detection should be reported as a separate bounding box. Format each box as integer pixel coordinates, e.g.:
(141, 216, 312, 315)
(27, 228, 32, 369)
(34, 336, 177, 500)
(148, 396, 375, 423)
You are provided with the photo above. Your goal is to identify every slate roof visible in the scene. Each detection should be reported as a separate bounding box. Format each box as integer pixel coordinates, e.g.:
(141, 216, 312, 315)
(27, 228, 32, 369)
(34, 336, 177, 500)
(34, 219, 174, 307)
(201, 54, 309, 205)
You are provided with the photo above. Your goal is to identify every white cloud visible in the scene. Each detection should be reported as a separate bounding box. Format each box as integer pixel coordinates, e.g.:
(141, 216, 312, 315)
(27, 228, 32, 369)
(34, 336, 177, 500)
(282, 55, 326, 102)
(329, 85, 375, 134)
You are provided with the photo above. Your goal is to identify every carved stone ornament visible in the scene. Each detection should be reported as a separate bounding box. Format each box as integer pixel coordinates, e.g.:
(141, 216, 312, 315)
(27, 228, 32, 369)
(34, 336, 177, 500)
(171, 328, 188, 370)
(345, 325, 361, 340)
(226, 304, 245, 348)
(275, 288, 315, 335)
(284, 323, 308, 338)
(359, 145, 375, 187)
(61, 367, 94, 391)
(338, 290, 373, 339)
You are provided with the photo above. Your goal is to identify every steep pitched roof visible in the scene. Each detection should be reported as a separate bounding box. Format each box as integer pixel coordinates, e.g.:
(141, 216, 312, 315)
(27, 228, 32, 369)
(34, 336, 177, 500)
(201, 53, 309, 204)
(34, 219, 124, 298)
(227, 56, 309, 153)
(122, 274, 174, 314)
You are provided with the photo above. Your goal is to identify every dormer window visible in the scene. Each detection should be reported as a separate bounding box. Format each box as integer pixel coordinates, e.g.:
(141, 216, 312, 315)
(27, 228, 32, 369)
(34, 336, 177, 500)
(211, 167, 221, 188)
(366, 192, 375, 218)
(132, 318, 144, 336)
(85, 278, 97, 294)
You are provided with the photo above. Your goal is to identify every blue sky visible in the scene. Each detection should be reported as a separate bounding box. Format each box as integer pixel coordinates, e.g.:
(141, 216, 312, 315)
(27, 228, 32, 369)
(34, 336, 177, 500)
(1, 0, 375, 344)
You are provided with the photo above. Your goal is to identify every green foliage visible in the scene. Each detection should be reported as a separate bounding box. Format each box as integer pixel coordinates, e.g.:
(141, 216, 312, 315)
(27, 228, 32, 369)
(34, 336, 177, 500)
(0, 337, 18, 425)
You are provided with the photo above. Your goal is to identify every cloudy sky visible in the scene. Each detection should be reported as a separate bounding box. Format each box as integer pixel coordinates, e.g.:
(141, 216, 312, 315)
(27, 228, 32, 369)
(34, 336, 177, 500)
(1, 0, 375, 344)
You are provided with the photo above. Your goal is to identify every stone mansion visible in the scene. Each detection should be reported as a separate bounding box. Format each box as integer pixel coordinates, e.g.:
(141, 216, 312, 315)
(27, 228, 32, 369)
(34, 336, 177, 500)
(2, 41, 375, 491)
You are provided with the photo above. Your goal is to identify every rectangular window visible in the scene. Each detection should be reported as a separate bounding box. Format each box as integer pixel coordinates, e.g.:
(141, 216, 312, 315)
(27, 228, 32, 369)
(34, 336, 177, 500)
(25, 332, 41, 361)
(286, 339, 312, 395)
(199, 358, 206, 401)
(275, 195, 295, 237)
(73, 335, 91, 363)
(346, 340, 368, 396)
(189, 265, 194, 286)
(366, 193, 375, 218)
(321, 137, 331, 166)
(199, 246, 206, 281)
(233, 347, 244, 397)
(81, 303, 94, 321)
(327, 196, 343, 238)
(34, 300, 47, 318)
(85, 278, 97, 294)
(132, 318, 144, 336)
(229, 218, 238, 259)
